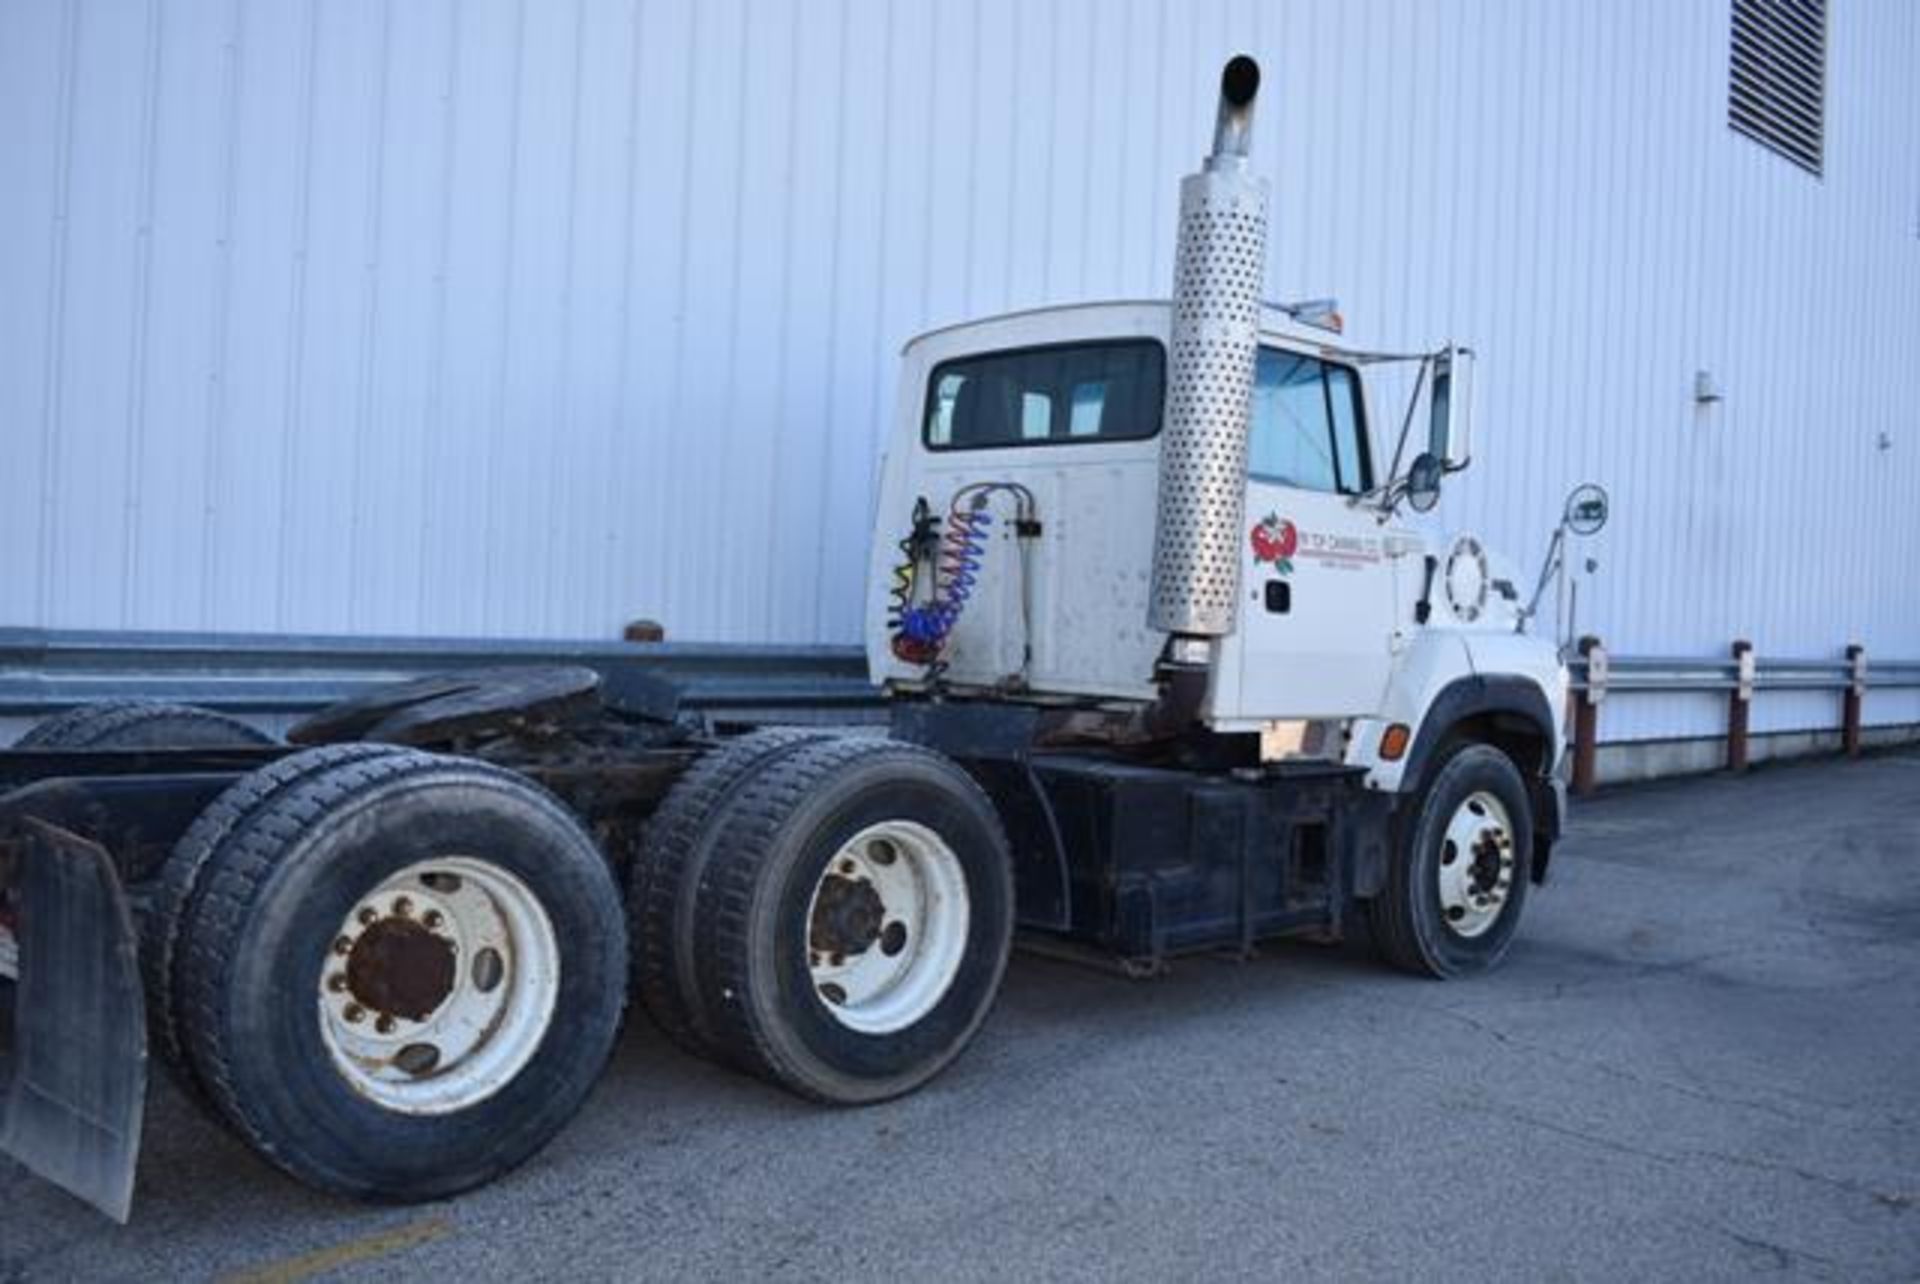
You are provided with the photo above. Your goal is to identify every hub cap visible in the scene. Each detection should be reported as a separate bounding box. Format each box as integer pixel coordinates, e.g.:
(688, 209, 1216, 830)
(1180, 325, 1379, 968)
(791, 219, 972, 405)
(1436, 790, 1515, 939)
(804, 821, 969, 1035)
(319, 857, 558, 1114)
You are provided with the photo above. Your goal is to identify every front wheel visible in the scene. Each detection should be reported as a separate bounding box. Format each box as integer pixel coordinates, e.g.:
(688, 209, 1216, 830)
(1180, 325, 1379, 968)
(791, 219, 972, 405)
(1366, 743, 1533, 978)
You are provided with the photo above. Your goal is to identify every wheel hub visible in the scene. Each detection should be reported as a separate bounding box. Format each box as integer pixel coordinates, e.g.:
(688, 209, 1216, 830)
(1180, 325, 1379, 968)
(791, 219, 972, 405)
(343, 916, 457, 1022)
(1468, 833, 1505, 898)
(802, 821, 970, 1035)
(809, 874, 886, 957)
(1436, 790, 1516, 940)
(318, 857, 559, 1115)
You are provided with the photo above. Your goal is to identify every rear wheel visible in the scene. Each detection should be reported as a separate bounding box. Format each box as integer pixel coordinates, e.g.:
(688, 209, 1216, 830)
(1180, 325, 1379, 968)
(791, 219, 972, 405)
(628, 728, 832, 1059)
(15, 701, 273, 750)
(1367, 742, 1533, 978)
(174, 751, 626, 1201)
(143, 744, 410, 1099)
(690, 737, 1014, 1104)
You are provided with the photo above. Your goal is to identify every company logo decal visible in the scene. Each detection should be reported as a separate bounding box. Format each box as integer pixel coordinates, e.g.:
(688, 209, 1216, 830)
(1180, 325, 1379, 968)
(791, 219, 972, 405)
(1251, 513, 1384, 575)
(1250, 513, 1297, 576)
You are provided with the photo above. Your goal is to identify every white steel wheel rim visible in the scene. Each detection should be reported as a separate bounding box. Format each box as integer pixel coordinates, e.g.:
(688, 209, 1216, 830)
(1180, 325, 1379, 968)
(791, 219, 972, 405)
(804, 820, 970, 1035)
(1436, 790, 1516, 940)
(318, 856, 559, 1115)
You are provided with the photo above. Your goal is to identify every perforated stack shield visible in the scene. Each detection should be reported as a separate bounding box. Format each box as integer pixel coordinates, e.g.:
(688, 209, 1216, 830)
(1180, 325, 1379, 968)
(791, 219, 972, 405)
(1147, 167, 1270, 636)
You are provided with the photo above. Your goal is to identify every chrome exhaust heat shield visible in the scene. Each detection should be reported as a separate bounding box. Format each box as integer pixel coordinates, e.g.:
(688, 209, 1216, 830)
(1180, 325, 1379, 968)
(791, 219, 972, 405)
(1147, 55, 1270, 640)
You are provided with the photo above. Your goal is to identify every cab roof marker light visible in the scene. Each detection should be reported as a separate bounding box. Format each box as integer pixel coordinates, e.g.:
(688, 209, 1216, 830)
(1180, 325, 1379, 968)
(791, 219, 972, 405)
(1270, 298, 1343, 334)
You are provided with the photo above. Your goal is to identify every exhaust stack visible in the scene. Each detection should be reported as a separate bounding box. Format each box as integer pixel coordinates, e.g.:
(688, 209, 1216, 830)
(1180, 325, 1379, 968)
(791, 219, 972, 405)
(1147, 55, 1269, 641)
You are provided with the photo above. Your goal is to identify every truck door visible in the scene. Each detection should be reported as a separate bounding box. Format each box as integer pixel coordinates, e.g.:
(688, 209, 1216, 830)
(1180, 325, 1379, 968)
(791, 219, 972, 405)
(1231, 347, 1403, 718)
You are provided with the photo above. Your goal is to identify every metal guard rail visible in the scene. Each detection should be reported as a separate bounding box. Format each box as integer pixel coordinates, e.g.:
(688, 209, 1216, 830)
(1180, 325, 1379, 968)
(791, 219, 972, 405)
(1569, 653, 1920, 694)
(0, 627, 884, 725)
(1562, 638, 1918, 794)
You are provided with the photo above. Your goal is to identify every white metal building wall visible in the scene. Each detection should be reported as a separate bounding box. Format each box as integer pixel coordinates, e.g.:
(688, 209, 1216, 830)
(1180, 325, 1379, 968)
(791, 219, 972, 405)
(2, 0, 1916, 740)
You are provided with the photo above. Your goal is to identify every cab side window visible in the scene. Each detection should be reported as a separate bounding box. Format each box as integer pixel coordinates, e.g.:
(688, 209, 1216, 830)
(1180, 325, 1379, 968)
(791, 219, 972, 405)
(1248, 349, 1371, 495)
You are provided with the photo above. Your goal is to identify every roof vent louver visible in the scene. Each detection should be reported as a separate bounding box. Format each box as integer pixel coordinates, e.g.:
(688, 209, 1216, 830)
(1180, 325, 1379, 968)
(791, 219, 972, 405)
(1729, 0, 1825, 178)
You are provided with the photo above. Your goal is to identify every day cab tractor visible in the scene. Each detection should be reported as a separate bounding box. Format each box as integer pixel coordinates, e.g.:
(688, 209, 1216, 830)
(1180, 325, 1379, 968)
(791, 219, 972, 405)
(0, 58, 1594, 1221)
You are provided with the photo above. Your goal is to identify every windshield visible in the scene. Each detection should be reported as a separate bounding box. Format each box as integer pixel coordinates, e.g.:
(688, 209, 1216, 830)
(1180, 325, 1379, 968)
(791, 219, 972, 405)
(923, 340, 1164, 450)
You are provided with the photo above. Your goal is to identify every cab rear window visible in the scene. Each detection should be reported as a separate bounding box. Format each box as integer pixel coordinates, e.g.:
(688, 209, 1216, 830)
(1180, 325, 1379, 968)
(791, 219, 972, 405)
(923, 340, 1164, 450)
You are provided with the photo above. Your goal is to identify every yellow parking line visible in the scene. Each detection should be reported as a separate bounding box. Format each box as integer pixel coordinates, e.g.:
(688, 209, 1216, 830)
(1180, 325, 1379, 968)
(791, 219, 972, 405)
(219, 1216, 452, 1284)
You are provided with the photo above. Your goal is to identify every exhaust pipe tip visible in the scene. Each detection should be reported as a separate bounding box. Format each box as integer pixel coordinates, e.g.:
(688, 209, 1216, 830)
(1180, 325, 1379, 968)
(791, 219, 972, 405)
(1221, 54, 1260, 109)
(1210, 54, 1261, 165)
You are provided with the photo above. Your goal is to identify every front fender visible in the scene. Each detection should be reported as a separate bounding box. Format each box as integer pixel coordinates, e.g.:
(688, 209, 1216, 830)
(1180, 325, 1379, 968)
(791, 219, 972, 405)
(1345, 633, 1472, 792)
(1345, 635, 1567, 878)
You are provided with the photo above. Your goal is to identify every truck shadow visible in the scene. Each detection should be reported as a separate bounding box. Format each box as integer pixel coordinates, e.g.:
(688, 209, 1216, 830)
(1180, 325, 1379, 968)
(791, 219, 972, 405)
(33, 930, 1478, 1251)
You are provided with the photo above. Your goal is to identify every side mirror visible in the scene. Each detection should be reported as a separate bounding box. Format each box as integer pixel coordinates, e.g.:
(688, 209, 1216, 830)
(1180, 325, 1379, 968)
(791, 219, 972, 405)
(1565, 483, 1608, 535)
(1428, 348, 1475, 469)
(1405, 452, 1443, 512)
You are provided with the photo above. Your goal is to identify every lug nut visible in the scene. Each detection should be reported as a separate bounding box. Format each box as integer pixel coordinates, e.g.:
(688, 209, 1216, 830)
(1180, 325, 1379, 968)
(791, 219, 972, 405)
(327, 973, 348, 993)
(422, 910, 444, 930)
(839, 859, 856, 875)
(392, 896, 413, 918)
(357, 908, 378, 926)
(344, 1004, 366, 1024)
(333, 935, 353, 956)
(375, 1014, 396, 1035)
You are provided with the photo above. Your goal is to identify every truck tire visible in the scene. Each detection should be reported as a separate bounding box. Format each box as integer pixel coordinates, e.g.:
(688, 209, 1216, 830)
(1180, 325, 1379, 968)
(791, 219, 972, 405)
(690, 737, 1014, 1104)
(1367, 742, 1533, 978)
(174, 751, 627, 1202)
(6, 703, 271, 1083)
(142, 744, 411, 1101)
(15, 701, 273, 749)
(629, 727, 832, 1059)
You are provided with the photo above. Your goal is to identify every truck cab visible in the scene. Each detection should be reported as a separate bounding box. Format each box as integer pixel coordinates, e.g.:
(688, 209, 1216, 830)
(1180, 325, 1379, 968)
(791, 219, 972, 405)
(866, 301, 1568, 800)
(857, 54, 1572, 981)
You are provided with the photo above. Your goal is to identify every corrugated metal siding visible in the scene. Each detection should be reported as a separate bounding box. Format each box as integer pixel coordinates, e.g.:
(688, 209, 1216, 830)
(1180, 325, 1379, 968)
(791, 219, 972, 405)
(3, 0, 1917, 740)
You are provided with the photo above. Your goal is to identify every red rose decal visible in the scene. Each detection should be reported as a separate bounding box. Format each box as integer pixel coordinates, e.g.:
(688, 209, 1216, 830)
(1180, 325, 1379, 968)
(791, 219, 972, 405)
(1251, 514, 1296, 574)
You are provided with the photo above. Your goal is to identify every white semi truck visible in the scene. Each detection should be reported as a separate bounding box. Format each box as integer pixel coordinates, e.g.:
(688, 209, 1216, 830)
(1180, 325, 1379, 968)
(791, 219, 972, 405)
(0, 57, 1595, 1220)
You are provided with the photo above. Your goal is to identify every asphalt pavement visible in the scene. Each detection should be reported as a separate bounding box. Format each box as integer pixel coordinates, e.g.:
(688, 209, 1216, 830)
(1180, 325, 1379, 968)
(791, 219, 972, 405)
(5, 749, 1918, 1281)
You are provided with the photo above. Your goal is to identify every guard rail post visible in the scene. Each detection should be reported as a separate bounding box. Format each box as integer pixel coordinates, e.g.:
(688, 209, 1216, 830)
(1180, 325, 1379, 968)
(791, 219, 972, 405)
(1843, 643, 1865, 757)
(1572, 635, 1603, 796)
(1727, 639, 1754, 772)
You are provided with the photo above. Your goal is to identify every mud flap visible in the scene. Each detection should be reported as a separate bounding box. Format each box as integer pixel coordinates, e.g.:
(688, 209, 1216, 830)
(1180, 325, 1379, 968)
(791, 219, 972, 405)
(1, 819, 146, 1222)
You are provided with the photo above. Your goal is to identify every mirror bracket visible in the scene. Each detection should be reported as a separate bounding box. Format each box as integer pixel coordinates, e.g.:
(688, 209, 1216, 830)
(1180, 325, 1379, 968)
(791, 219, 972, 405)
(1518, 482, 1609, 637)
